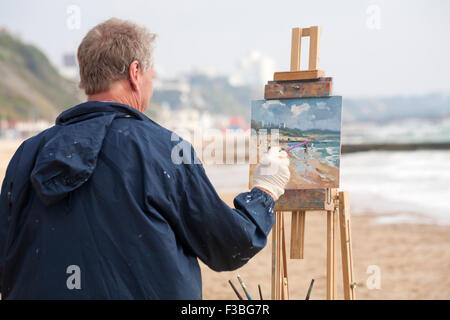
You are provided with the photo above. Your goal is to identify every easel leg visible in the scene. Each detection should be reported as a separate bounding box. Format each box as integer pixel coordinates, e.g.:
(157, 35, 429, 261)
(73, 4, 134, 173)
(290, 210, 306, 259)
(271, 211, 279, 300)
(271, 211, 289, 300)
(277, 212, 282, 299)
(281, 214, 289, 300)
(339, 191, 356, 300)
(333, 207, 338, 298)
(326, 209, 338, 300)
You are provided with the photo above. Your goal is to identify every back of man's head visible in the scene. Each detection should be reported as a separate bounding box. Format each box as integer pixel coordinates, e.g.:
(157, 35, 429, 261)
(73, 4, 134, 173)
(77, 18, 156, 96)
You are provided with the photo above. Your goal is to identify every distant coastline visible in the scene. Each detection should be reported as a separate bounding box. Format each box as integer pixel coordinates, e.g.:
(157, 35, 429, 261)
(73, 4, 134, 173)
(341, 142, 450, 153)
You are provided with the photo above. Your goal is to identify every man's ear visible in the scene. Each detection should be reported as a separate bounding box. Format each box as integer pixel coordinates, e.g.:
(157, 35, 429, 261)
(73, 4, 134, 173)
(128, 60, 141, 92)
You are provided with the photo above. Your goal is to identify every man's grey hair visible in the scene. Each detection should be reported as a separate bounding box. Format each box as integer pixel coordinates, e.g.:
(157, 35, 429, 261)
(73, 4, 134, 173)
(77, 18, 157, 95)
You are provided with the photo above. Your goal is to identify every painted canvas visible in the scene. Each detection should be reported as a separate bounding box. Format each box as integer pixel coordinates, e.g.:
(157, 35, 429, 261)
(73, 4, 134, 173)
(249, 96, 342, 189)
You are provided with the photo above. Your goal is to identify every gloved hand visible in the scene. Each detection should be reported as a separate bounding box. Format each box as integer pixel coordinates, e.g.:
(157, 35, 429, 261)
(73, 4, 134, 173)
(252, 146, 290, 201)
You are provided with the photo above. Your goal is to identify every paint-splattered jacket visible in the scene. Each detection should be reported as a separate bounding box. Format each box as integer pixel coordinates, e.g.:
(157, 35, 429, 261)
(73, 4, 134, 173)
(0, 101, 275, 299)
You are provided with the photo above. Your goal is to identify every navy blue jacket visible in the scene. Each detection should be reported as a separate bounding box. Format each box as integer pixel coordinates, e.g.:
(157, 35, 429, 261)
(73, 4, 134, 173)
(0, 101, 275, 299)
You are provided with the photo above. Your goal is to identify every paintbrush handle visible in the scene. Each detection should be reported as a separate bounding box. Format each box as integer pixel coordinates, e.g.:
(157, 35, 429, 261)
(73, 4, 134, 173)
(305, 279, 315, 300)
(228, 280, 243, 300)
(237, 275, 252, 300)
(285, 140, 312, 151)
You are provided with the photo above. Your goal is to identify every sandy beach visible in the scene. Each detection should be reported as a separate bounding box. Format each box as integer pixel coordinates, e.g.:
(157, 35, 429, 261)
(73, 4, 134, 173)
(1, 139, 449, 299)
(0, 139, 23, 183)
(287, 153, 339, 189)
(201, 193, 450, 300)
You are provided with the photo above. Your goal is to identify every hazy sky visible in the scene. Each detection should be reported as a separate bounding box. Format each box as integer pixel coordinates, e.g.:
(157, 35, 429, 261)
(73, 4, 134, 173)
(0, 0, 449, 97)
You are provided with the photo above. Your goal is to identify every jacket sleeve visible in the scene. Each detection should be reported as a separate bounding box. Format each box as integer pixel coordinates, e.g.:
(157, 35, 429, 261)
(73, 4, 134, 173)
(146, 142, 275, 272)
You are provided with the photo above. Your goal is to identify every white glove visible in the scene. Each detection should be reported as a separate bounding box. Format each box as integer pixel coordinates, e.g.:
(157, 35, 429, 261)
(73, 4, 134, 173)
(252, 146, 290, 201)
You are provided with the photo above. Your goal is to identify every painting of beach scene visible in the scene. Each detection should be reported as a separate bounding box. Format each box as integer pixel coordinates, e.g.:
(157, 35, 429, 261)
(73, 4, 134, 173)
(249, 96, 342, 189)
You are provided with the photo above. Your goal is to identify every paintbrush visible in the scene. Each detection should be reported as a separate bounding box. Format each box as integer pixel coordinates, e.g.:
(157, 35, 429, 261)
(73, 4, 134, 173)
(305, 279, 315, 300)
(228, 280, 243, 300)
(237, 275, 252, 300)
(285, 139, 314, 152)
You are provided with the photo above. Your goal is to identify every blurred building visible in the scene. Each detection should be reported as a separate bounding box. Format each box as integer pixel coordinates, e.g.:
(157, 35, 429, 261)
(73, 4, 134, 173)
(59, 51, 78, 80)
(0, 120, 51, 139)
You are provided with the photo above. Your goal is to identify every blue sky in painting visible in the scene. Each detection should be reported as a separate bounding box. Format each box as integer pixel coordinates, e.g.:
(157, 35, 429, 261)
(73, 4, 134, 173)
(252, 97, 342, 132)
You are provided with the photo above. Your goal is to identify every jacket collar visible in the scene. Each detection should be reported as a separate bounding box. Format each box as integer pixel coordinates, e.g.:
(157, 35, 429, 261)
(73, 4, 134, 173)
(56, 101, 148, 125)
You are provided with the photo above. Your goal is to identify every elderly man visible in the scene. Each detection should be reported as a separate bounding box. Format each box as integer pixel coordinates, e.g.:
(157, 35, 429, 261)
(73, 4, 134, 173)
(0, 18, 289, 299)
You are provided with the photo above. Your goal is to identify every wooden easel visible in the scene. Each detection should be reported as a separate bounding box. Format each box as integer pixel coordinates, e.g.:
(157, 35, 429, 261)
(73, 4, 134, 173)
(261, 27, 356, 300)
(272, 191, 356, 300)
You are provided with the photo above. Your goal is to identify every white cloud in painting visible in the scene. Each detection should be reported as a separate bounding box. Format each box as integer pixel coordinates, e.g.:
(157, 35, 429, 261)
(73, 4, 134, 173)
(291, 103, 310, 116)
(316, 101, 330, 110)
(262, 100, 285, 109)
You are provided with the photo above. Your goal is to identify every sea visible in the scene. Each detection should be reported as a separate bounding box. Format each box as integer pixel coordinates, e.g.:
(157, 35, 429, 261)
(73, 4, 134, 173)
(340, 150, 450, 225)
(286, 134, 341, 169)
